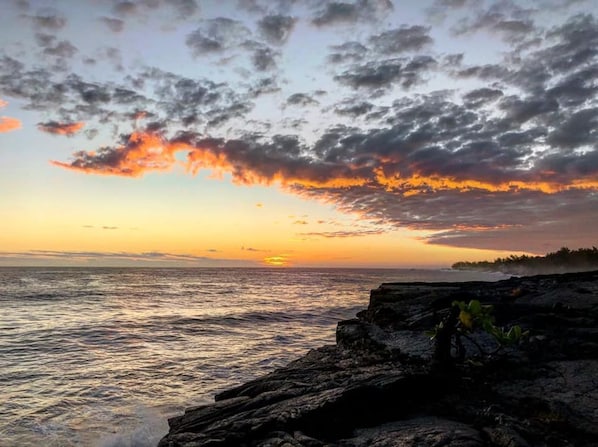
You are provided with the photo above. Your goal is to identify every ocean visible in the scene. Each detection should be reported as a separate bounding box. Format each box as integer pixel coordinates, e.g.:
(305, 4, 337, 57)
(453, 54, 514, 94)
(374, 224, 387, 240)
(0, 267, 508, 446)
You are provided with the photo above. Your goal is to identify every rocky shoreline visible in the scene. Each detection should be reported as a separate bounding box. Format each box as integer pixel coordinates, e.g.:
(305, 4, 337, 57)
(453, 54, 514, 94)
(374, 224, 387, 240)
(159, 271, 598, 446)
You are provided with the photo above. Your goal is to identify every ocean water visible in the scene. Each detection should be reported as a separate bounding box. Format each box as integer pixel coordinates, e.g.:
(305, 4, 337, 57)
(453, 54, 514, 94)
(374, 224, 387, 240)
(0, 267, 508, 446)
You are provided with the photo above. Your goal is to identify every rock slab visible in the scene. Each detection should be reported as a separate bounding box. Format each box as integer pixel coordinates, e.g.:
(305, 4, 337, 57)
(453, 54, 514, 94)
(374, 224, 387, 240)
(159, 271, 598, 446)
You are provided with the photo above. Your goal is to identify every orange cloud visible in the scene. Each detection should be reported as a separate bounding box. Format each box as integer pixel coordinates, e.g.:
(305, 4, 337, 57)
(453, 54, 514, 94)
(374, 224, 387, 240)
(38, 121, 85, 136)
(0, 98, 21, 133)
(0, 116, 21, 133)
(51, 131, 188, 176)
(52, 131, 598, 197)
(374, 168, 598, 195)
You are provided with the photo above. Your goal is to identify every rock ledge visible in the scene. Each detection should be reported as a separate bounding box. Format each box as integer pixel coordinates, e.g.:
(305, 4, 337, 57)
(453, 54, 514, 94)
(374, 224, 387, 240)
(159, 271, 598, 446)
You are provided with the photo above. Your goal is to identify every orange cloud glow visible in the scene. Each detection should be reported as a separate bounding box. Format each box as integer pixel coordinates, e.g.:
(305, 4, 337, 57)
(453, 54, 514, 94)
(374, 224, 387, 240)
(51, 131, 188, 176)
(0, 116, 21, 133)
(0, 98, 21, 133)
(38, 121, 85, 136)
(186, 146, 369, 188)
(374, 168, 598, 196)
(53, 131, 598, 197)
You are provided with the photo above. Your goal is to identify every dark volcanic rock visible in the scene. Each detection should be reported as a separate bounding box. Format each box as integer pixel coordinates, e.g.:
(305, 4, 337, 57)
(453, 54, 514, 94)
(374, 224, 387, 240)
(159, 271, 598, 447)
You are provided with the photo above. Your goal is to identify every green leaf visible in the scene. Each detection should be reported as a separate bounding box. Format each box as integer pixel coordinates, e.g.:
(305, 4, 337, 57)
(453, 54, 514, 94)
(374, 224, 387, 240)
(469, 300, 482, 315)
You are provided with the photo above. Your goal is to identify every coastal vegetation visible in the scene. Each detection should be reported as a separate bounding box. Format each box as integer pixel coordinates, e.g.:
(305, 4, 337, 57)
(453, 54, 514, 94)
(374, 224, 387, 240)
(452, 246, 598, 275)
(429, 299, 527, 367)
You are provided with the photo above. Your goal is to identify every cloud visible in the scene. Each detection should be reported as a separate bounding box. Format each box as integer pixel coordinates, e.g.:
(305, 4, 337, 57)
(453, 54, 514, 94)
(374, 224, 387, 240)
(110, 0, 199, 22)
(28, 8, 67, 30)
(0, 249, 258, 267)
(462, 87, 504, 107)
(285, 93, 319, 107)
(333, 100, 374, 117)
(164, 0, 199, 18)
(2, 3, 596, 254)
(241, 246, 269, 252)
(34, 34, 78, 59)
(185, 18, 250, 56)
(0, 116, 21, 133)
(0, 98, 21, 133)
(38, 121, 85, 136)
(51, 131, 180, 176)
(0, 58, 251, 137)
(452, 1, 537, 43)
(258, 14, 297, 45)
(246, 42, 279, 71)
(100, 17, 125, 32)
(112, 1, 137, 16)
(327, 41, 368, 64)
(368, 26, 433, 54)
(334, 56, 437, 91)
(311, 0, 393, 27)
(299, 229, 385, 238)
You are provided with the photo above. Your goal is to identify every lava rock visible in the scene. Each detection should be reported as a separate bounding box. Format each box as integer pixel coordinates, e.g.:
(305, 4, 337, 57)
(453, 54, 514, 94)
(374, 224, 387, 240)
(159, 271, 598, 447)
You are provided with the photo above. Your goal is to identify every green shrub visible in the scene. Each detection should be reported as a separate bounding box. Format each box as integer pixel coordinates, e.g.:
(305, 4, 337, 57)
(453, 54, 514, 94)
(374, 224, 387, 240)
(428, 299, 528, 366)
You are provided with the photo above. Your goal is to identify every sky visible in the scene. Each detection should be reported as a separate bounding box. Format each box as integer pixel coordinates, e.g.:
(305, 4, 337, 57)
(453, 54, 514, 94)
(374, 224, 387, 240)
(0, 0, 597, 268)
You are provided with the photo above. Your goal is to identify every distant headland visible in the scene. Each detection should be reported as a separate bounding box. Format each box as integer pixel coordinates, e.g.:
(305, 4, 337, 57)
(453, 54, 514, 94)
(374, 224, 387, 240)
(452, 246, 598, 275)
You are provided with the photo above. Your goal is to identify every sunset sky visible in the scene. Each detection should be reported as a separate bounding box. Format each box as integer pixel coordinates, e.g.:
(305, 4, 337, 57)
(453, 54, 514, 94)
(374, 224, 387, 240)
(0, 0, 596, 267)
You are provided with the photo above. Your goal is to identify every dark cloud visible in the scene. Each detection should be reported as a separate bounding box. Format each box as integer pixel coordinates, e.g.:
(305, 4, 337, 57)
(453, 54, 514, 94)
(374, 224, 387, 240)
(418, 190, 598, 253)
(311, 0, 393, 26)
(0, 56, 252, 140)
(334, 56, 437, 90)
(455, 63, 511, 81)
(538, 14, 598, 73)
(185, 18, 250, 56)
(248, 77, 281, 97)
(327, 41, 368, 64)
(333, 100, 374, 117)
(12, 0, 29, 11)
(546, 107, 598, 150)
(368, 26, 433, 54)
(237, 0, 266, 14)
(462, 88, 503, 108)
(38, 121, 84, 136)
(498, 95, 559, 124)
(452, 1, 537, 43)
(258, 14, 297, 45)
(3, 2, 595, 254)
(110, 0, 198, 20)
(100, 17, 125, 32)
(35, 34, 78, 59)
(425, 0, 480, 22)
(112, 1, 138, 16)
(185, 30, 223, 55)
(286, 93, 319, 107)
(164, 0, 199, 18)
(249, 44, 278, 71)
(29, 8, 67, 30)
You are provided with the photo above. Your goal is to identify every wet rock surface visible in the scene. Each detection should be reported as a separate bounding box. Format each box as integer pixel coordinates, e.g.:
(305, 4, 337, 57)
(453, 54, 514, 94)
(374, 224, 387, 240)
(159, 271, 598, 446)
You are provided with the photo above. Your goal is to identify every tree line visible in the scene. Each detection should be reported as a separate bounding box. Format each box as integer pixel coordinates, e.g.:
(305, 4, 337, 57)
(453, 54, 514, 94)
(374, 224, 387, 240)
(452, 246, 598, 275)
